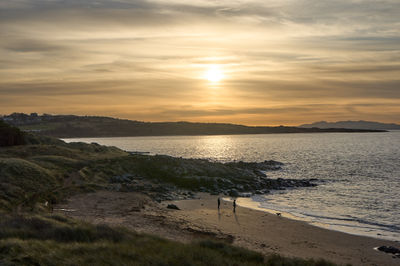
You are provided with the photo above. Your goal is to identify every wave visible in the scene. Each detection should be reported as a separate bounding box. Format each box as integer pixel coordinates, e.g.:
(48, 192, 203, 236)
(298, 212, 400, 232)
(251, 195, 400, 239)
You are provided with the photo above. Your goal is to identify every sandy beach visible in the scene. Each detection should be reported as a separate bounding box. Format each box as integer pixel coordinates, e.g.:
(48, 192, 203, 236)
(56, 191, 400, 266)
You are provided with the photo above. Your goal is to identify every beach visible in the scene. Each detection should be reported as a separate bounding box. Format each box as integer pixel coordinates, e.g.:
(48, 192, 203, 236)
(56, 191, 400, 266)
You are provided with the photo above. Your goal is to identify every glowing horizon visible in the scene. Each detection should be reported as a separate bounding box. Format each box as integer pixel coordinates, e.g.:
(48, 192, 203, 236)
(0, 0, 399, 126)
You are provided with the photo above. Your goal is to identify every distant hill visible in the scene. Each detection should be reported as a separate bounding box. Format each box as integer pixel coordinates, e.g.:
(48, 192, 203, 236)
(0, 113, 385, 138)
(300, 120, 400, 130)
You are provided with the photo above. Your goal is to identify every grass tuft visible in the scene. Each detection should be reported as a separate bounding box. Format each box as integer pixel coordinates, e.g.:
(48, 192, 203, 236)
(0, 214, 337, 266)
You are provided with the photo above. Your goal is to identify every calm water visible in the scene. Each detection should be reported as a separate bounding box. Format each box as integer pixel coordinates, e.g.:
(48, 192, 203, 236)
(64, 132, 400, 241)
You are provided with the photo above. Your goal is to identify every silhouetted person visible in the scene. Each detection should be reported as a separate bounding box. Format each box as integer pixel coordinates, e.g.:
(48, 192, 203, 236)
(218, 197, 221, 210)
(233, 199, 236, 213)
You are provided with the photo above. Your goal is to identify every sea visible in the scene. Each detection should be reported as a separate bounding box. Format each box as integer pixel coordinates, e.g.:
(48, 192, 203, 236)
(63, 131, 400, 241)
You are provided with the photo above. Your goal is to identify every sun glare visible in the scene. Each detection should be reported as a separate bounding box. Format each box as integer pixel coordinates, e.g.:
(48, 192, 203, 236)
(205, 65, 224, 82)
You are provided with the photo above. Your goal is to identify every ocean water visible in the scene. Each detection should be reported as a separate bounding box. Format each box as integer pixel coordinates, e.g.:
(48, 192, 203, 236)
(64, 131, 400, 241)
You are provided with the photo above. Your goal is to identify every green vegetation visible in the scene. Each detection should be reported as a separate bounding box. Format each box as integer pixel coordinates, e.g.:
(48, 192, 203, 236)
(0, 120, 25, 147)
(88, 155, 258, 190)
(0, 215, 335, 266)
(0, 134, 127, 211)
(85, 155, 305, 196)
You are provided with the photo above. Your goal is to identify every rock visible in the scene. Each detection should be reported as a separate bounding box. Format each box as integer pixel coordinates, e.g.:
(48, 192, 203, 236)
(228, 189, 239, 197)
(109, 174, 134, 183)
(236, 185, 244, 190)
(143, 184, 153, 190)
(226, 160, 283, 171)
(113, 183, 122, 191)
(167, 204, 180, 210)
(164, 195, 173, 201)
(254, 169, 266, 177)
(378, 246, 400, 254)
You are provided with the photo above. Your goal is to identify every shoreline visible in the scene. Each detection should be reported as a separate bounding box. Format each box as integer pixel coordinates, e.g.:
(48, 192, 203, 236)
(60, 132, 400, 244)
(56, 191, 400, 266)
(164, 193, 399, 266)
(235, 196, 400, 242)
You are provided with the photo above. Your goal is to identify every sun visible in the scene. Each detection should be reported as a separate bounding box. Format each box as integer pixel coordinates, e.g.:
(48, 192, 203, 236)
(204, 65, 224, 82)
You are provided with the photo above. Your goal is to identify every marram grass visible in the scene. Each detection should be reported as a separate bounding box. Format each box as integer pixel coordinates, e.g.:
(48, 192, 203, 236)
(0, 214, 337, 266)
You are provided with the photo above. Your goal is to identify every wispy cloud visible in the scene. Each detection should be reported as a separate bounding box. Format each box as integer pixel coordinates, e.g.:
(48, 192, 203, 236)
(0, 0, 399, 124)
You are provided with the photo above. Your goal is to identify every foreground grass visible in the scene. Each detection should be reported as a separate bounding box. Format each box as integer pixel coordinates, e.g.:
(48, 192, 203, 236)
(0, 215, 335, 266)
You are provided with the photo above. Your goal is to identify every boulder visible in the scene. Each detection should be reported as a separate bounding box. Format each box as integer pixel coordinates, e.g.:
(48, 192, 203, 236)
(378, 246, 400, 254)
(228, 189, 239, 197)
(167, 204, 180, 210)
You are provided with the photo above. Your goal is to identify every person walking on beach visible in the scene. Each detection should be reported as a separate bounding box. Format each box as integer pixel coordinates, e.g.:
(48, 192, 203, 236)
(233, 199, 236, 213)
(218, 197, 221, 210)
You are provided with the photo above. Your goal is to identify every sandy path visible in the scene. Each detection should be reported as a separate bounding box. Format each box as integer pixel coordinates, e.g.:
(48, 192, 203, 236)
(56, 191, 400, 266)
(55, 191, 230, 243)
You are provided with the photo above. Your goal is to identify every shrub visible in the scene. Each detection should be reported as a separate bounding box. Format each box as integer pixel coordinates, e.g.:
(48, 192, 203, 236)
(0, 120, 25, 147)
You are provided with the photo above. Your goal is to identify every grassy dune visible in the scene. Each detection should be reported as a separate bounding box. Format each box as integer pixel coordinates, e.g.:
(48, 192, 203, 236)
(0, 136, 128, 212)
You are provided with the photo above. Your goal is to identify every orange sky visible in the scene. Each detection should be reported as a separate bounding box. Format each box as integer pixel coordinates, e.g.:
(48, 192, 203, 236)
(0, 0, 399, 126)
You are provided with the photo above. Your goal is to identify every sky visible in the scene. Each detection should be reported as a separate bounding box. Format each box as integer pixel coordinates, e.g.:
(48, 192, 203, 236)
(1, 0, 399, 126)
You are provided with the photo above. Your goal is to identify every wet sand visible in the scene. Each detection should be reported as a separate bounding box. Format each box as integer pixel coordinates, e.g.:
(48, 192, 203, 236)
(56, 191, 400, 266)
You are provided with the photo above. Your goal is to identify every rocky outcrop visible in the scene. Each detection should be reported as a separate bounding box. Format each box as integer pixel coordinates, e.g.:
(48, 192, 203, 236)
(104, 155, 318, 202)
(226, 160, 284, 171)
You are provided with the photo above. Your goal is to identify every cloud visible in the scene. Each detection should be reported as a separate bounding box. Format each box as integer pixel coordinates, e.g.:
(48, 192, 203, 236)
(0, 0, 399, 124)
(2, 39, 67, 53)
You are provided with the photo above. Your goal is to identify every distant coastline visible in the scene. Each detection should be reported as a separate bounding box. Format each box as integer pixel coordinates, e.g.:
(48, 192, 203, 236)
(300, 120, 400, 130)
(1, 113, 386, 138)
